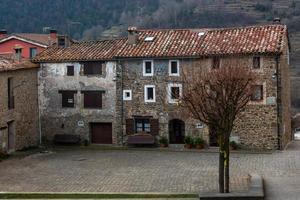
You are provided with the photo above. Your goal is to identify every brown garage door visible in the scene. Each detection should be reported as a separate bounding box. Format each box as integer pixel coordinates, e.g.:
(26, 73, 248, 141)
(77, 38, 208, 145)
(90, 123, 112, 144)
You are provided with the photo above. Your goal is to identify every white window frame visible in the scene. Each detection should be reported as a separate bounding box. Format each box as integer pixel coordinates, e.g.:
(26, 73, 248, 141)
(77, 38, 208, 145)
(123, 90, 132, 101)
(169, 60, 180, 76)
(143, 60, 154, 76)
(144, 85, 156, 103)
(167, 83, 182, 103)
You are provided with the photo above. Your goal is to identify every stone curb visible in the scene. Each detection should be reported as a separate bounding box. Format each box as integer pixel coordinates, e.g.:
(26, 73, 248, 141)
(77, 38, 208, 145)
(0, 192, 197, 199)
(198, 174, 264, 200)
(52, 145, 274, 155)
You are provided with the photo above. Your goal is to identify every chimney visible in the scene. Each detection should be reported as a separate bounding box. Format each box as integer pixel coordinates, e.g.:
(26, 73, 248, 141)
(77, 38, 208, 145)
(50, 29, 57, 39)
(127, 26, 138, 45)
(273, 18, 281, 24)
(0, 29, 7, 38)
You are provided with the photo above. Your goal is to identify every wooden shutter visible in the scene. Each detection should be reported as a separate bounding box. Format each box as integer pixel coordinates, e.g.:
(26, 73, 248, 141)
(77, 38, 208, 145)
(83, 91, 102, 108)
(126, 119, 134, 135)
(150, 119, 159, 136)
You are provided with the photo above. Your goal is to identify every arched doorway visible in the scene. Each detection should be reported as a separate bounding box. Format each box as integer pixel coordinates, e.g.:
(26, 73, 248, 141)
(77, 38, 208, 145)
(169, 119, 185, 144)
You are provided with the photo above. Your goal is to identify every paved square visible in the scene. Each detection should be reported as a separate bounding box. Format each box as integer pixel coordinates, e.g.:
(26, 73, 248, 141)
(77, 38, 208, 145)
(0, 141, 300, 197)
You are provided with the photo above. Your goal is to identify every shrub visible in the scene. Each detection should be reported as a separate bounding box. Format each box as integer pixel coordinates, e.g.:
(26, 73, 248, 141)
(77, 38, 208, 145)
(230, 141, 239, 150)
(159, 136, 168, 145)
(184, 135, 193, 145)
(194, 137, 205, 146)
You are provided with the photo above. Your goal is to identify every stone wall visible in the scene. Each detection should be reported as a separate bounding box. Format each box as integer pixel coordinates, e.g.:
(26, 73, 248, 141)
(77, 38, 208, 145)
(279, 35, 292, 149)
(39, 62, 121, 144)
(0, 68, 39, 153)
(120, 54, 288, 150)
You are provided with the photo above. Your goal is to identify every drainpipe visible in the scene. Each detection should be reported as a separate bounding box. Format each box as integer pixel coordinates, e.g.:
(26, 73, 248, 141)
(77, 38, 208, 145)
(38, 64, 43, 146)
(275, 55, 281, 150)
(118, 60, 124, 146)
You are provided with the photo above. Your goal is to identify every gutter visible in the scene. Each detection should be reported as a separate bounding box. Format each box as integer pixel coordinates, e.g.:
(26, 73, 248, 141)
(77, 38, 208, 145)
(275, 55, 281, 150)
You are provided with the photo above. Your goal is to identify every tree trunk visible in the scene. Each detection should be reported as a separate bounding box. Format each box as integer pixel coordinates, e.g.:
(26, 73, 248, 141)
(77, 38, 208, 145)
(219, 149, 225, 193)
(225, 137, 230, 193)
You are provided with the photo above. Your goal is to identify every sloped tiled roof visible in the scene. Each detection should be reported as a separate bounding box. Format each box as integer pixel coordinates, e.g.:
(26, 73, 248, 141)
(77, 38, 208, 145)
(0, 33, 56, 47)
(0, 57, 38, 72)
(33, 24, 288, 62)
(33, 38, 126, 62)
(117, 24, 287, 58)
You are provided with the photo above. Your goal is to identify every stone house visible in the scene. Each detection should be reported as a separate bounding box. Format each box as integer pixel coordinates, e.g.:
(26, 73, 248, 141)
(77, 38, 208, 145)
(34, 24, 291, 150)
(0, 57, 39, 153)
(115, 24, 291, 150)
(33, 40, 124, 144)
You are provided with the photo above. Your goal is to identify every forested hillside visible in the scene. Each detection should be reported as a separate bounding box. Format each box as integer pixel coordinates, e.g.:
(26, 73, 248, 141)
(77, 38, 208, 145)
(1, 0, 300, 111)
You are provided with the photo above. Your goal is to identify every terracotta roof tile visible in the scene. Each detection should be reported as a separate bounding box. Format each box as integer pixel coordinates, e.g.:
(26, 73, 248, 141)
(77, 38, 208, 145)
(0, 57, 38, 72)
(0, 33, 56, 46)
(33, 24, 288, 62)
(117, 24, 287, 58)
(15, 33, 55, 46)
(33, 38, 126, 62)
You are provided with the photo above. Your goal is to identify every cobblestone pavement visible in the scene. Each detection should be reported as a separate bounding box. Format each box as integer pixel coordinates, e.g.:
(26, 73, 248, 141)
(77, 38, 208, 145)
(0, 141, 299, 196)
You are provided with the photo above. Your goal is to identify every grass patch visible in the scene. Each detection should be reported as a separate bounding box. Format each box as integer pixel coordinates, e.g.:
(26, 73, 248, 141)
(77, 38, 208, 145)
(0, 193, 197, 199)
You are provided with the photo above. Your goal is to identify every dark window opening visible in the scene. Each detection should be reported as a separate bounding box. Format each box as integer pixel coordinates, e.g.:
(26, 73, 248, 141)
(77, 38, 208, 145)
(8, 78, 14, 109)
(145, 61, 152, 74)
(212, 57, 220, 69)
(146, 87, 154, 100)
(67, 65, 74, 76)
(253, 57, 260, 69)
(60, 91, 76, 108)
(58, 37, 65, 47)
(135, 118, 150, 133)
(15, 48, 22, 60)
(251, 85, 263, 101)
(83, 91, 103, 108)
(171, 61, 178, 74)
(29, 48, 37, 58)
(171, 87, 180, 99)
(83, 62, 102, 75)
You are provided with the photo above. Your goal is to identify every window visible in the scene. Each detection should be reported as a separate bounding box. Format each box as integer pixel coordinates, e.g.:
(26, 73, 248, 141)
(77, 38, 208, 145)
(7, 78, 14, 109)
(67, 65, 74, 76)
(83, 91, 103, 108)
(58, 37, 65, 48)
(251, 85, 263, 101)
(144, 85, 155, 102)
(14, 48, 22, 60)
(83, 62, 102, 75)
(143, 60, 153, 76)
(169, 60, 179, 76)
(123, 90, 132, 101)
(29, 48, 37, 58)
(212, 57, 220, 69)
(253, 57, 260, 69)
(59, 91, 76, 108)
(168, 83, 182, 103)
(135, 118, 150, 133)
(144, 36, 155, 42)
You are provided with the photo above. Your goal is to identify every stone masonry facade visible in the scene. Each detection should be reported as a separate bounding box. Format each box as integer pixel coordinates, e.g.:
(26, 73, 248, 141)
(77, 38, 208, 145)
(34, 24, 291, 150)
(0, 67, 39, 153)
(38, 62, 122, 145)
(120, 51, 291, 150)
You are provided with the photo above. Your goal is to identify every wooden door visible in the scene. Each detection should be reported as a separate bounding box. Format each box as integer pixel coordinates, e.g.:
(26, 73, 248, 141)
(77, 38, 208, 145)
(90, 123, 112, 144)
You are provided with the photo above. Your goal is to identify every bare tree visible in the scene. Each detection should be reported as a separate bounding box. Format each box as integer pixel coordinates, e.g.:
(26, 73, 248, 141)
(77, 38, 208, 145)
(180, 62, 257, 193)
